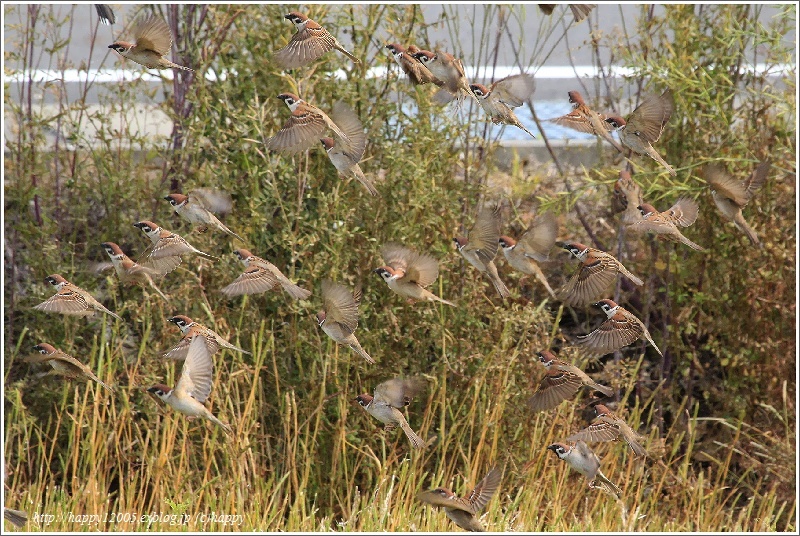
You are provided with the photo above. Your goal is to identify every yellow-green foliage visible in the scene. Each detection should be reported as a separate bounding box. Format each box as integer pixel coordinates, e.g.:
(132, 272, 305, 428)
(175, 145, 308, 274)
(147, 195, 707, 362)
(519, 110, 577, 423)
(3, 4, 795, 532)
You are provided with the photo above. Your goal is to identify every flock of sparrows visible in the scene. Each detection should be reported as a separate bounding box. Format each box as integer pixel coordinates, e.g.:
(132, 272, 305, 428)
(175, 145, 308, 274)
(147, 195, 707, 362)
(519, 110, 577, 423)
(11, 5, 774, 532)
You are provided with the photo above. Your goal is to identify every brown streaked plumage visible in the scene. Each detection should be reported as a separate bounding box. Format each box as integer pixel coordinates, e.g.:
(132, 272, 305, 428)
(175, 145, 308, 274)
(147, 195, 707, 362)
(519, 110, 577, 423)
(221, 248, 311, 300)
(470, 74, 537, 139)
(374, 243, 454, 306)
(317, 280, 374, 364)
(527, 350, 614, 412)
(108, 15, 193, 71)
(355, 376, 427, 449)
(547, 441, 622, 496)
(704, 160, 770, 248)
(498, 211, 558, 299)
(385, 43, 443, 86)
(627, 197, 705, 251)
(101, 242, 168, 300)
(133, 220, 217, 276)
(33, 274, 122, 321)
(417, 466, 502, 532)
(567, 403, 648, 458)
(548, 90, 624, 152)
(576, 299, 662, 357)
(274, 11, 360, 69)
(454, 205, 511, 299)
(556, 241, 643, 307)
(25, 343, 115, 393)
(266, 93, 355, 155)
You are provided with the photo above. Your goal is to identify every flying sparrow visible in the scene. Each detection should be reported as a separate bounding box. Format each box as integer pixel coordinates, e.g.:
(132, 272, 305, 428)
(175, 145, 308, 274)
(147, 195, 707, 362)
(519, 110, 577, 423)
(319, 102, 378, 196)
(165, 315, 250, 358)
(703, 160, 770, 248)
(220, 249, 311, 300)
(385, 43, 443, 86)
(470, 74, 538, 139)
(95, 4, 115, 25)
(355, 376, 427, 449)
(108, 15, 193, 71)
(605, 90, 676, 176)
(538, 4, 596, 23)
(410, 49, 476, 106)
(576, 299, 662, 357)
(25, 343, 115, 393)
(555, 241, 643, 307)
(626, 198, 705, 251)
(265, 93, 356, 155)
(547, 441, 622, 496)
(317, 280, 374, 364)
(100, 242, 168, 300)
(612, 169, 644, 224)
(33, 274, 122, 321)
(374, 243, 455, 306)
(133, 220, 217, 276)
(274, 11, 360, 69)
(164, 193, 244, 242)
(498, 211, 558, 299)
(417, 466, 502, 532)
(147, 334, 233, 435)
(454, 205, 511, 299)
(528, 350, 614, 412)
(3, 508, 28, 528)
(548, 90, 624, 152)
(567, 403, 648, 458)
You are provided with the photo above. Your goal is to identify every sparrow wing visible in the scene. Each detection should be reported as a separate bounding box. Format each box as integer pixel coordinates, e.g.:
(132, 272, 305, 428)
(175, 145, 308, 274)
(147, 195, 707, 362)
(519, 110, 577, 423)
(95, 4, 116, 25)
(416, 491, 474, 513)
(381, 242, 413, 273)
(744, 159, 770, 197)
(549, 110, 598, 134)
(329, 101, 367, 161)
(266, 108, 329, 154)
(274, 24, 340, 69)
(189, 187, 234, 215)
(321, 280, 359, 331)
(374, 377, 425, 408)
(33, 290, 90, 315)
(557, 257, 617, 307)
(175, 334, 214, 403)
(626, 89, 674, 143)
(490, 73, 535, 108)
(133, 15, 173, 56)
(566, 420, 621, 443)
(467, 466, 502, 513)
(139, 253, 182, 277)
(221, 266, 280, 297)
(517, 211, 557, 261)
(665, 197, 699, 227)
(570, 4, 596, 22)
(404, 251, 440, 288)
(573, 440, 601, 478)
(527, 369, 583, 412)
(163, 332, 220, 361)
(464, 206, 501, 265)
(148, 235, 197, 259)
(576, 315, 643, 355)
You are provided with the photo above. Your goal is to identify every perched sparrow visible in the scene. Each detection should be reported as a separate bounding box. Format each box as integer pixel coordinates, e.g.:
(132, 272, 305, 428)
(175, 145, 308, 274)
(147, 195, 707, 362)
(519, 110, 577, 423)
(100, 242, 168, 300)
(25, 343, 115, 393)
(470, 74, 537, 139)
(266, 93, 355, 155)
(548, 91, 624, 152)
(538, 4, 596, 23)
(95, 4, 115, 25)
(274, 11, 360, 69)
(576, 299, 662, 357)
(498, 211, 558, 299)
(319, 102, 378, 196)
(3, 508, 28, 529)
(626, 198, 705, 251)
(417, 466, 502, 532)
(567, 403, 648, 458)
(703, 160, 770, 248)
(411, 49, 476, 106)
(374, 243, 454, 306)
(555, 241, 643, 307)
(133, 220, 217, 276)
(612, 169, 644, 224)
(605, 90, 676, 176)
(385, 43, 442, 86)
(221, 249, 311, 301)
(164, 193, 244, 242)
(547, 441, 622, 496)
(528, 350, 613, 412)
(108, 15, 193, 71)
(166, 315, 250, 358)
(33, 274, 122, 321)
(355, 377, 427, 449)
(454, 206, 511, 299)
(317, 280, 374, 364)
(147, 335, 233, 434)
